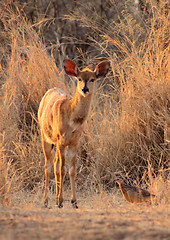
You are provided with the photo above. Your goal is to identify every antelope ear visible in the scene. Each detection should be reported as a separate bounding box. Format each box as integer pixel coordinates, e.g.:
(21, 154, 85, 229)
(95, 61, 110, 78)
(63, 59, 79, 77)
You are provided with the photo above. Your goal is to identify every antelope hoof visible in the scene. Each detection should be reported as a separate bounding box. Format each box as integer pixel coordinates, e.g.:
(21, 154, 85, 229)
(71, 200, 78, 209)
(44, 199, 48, 208)
(58, 202, 63, 208)
(56, 199, 59, 206)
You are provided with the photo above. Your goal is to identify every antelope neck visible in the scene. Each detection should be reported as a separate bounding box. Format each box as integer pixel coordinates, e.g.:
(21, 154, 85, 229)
(70, 90, 92, 121)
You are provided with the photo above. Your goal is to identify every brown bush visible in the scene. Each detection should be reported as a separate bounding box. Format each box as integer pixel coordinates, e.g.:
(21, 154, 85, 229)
(0, 1, 169, 199)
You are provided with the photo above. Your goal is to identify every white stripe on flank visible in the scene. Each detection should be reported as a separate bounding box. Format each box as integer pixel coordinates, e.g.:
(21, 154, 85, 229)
(69, 166, 74, 175)
(46, 161, 52, 173)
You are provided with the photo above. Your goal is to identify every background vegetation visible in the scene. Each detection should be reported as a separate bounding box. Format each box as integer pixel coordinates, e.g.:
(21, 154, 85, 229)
(0, 0, 169, 205)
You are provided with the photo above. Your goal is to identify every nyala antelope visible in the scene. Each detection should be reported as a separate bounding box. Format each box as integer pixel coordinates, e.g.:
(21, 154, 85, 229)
(38, 59, 109, 208)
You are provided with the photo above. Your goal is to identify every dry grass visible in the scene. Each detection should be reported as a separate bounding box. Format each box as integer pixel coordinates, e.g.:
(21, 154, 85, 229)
(69, 0, 170, 187)
(0, 0, 169, 212)
(0, 6, 67, 192)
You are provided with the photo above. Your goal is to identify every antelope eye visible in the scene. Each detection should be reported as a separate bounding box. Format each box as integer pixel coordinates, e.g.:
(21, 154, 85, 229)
(90, 78, 95, 82)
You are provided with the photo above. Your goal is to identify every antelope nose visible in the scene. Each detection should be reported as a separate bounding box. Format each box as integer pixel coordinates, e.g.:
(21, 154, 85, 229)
(82, 86, 89, 94)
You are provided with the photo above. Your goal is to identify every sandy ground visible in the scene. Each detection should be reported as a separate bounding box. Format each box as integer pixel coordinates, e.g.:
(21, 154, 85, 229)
(0, 191, 170, 240)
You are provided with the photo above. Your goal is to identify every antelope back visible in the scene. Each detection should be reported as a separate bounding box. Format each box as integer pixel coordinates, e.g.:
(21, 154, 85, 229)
(38, 88, 69, 140)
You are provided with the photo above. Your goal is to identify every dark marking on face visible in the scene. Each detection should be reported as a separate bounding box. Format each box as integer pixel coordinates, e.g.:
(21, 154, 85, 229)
(73, 117, 85, 124)
(46, 125, 53, 138)
(47, 130, 52, 138)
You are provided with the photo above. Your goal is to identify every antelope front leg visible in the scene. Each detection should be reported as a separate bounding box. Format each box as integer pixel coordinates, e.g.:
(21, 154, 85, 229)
(57, 144, 66, 208)
(68, 145, 78, 208)
(53, 154, 60, 206)
(42, 138, 53, 207)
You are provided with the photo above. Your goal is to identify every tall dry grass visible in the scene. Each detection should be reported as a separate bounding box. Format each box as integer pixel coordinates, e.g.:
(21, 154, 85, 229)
(0, 1, 169, 204)
(0, 7, 67, 197)
(67, 0, 169, 190)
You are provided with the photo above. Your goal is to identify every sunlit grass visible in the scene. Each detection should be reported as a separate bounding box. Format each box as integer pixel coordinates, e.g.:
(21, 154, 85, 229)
(0, 1, 169, 205)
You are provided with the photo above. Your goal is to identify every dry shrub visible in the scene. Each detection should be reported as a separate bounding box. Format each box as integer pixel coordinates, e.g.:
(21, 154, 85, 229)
(0, 147, 8, 204)
(0, 7, 67, 194)
(71, 0, 169, 190)
(0, 1, 169, 200)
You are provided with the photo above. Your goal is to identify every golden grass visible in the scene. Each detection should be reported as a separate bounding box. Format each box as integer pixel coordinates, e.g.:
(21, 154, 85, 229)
(0, 1, 169, 204)
(72, 0, 170, 187)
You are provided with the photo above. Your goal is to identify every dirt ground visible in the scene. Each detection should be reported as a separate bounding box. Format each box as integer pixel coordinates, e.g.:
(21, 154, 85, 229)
(0, 191, 170, 240)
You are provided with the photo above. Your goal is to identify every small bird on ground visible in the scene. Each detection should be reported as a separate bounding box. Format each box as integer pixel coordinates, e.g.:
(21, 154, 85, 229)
(115, 178, 155, 203)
